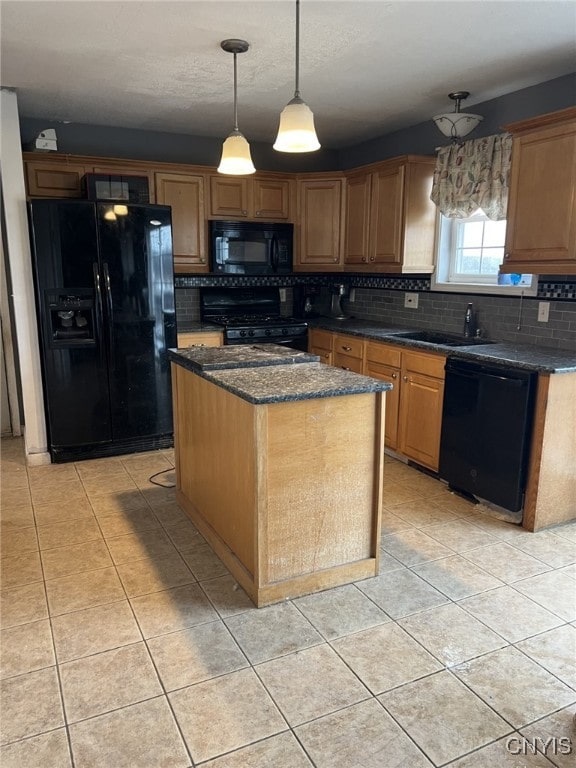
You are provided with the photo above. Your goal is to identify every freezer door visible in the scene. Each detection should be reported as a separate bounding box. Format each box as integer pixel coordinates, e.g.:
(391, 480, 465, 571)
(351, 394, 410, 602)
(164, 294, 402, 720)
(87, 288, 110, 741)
(28, 200, 112, 450)
(97, 204, 176, 440)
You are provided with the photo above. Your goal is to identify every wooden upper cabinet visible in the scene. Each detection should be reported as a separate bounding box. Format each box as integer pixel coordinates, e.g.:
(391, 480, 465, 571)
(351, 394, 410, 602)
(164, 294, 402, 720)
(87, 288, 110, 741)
(252, 177, 291, 219)
(501, 108, 576, 275)
(343, 173, 372, 266)
(370, 164, 405, 267)
(295, 177, 344, 271)
(155, 172, 207, 273)
(209, 176, 250, 217)
(25, 160, 87, 198)
(209, 175, 292, 220)
(343, 156, 436, 274)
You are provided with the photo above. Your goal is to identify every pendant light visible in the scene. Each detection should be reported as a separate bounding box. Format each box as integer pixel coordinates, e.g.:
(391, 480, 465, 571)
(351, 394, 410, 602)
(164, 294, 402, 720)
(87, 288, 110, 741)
(433, 91, 483, 142)
(274, 0, 320, 153)
(218, 39, 256, 175)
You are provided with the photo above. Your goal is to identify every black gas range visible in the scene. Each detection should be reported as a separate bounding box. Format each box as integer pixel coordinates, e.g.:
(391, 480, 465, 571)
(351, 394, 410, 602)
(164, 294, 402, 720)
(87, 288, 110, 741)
(200, 287, 308, 351)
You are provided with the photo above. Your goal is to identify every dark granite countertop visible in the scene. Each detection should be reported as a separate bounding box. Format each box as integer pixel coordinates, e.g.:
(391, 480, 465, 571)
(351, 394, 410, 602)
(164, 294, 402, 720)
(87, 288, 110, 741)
(201, 362, 392, 405)
(169, 344, 320, 372)
(309, 318, 576, 374)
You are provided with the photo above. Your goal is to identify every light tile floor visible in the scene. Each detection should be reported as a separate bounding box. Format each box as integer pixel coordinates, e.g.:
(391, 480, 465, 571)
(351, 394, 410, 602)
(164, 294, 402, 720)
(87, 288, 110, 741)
(1, 436, 575, 767)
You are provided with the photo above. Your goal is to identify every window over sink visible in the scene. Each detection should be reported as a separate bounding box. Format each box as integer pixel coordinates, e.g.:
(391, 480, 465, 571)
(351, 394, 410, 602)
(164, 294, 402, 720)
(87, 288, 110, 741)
(431, 211, 537, 295)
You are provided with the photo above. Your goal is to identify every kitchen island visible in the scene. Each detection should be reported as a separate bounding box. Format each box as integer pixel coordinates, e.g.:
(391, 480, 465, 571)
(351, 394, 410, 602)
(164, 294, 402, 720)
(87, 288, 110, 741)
(169, 346, 391, 607)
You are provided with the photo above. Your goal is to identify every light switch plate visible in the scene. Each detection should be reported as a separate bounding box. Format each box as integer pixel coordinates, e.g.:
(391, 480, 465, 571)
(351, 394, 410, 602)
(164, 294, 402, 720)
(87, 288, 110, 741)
(404, 292, 419, 309)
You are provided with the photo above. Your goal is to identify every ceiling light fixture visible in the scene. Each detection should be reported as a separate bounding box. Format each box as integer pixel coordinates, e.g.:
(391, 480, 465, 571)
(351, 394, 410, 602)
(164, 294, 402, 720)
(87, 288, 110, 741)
(274, 0, 320, 153)
(433, 91, 483, 141)
(218, 39, 256, 175)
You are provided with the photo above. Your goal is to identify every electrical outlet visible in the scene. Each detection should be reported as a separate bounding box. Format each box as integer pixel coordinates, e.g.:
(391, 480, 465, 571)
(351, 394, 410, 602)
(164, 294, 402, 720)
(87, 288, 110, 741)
(279, 288, 287, 302)
(537, 301, 550, 322)
(349, 288, 356, 302)
(404, 292, 419, 309)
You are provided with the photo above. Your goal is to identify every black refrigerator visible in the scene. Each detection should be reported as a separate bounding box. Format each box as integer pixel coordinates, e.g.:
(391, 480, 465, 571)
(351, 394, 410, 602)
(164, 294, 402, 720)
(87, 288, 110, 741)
(28, 199, 177, 463)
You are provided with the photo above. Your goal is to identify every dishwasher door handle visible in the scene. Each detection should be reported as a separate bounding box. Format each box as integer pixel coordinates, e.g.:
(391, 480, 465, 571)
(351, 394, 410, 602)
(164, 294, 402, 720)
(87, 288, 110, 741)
(448, 368, 526, 387)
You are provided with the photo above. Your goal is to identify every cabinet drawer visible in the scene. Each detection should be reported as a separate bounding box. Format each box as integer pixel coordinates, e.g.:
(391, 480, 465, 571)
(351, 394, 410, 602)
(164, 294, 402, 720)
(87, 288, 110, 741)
(333, 353, 364, 373)
(403, 350, 446, 379)
(310, 346, 333, 365)
(333, 334, 364, 359)
(365, 341, 402, 368)
(178, 332, 223, 348)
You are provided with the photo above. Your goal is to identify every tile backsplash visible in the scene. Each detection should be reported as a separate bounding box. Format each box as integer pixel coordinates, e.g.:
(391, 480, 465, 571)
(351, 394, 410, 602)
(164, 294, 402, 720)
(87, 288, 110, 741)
(175, 274, 576, 352)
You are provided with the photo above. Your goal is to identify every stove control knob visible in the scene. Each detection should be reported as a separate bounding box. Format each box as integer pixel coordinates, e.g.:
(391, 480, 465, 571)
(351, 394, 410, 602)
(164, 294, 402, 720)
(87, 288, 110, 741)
(265, 329, 272, 336)
(240, 330, 247, 337)
(248, 330, 255, 337)
(281, 328, 288, 335)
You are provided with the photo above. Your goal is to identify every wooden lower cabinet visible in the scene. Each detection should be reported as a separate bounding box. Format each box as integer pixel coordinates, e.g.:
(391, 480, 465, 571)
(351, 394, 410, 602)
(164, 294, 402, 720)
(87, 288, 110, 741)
(364, 342, 401, 450)
(177, 331, 223, 348)
(310, 331, 446, 471)
(397, 350, 445, 471)
(308, 328, 334, 365)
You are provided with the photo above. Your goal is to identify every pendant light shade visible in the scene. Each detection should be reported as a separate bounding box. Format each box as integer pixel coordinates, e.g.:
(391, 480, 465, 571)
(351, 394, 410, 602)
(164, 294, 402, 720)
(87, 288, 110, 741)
(433, 91, 483, 141)
(274, 0, 320, 153)
(218, 39, 256, 175)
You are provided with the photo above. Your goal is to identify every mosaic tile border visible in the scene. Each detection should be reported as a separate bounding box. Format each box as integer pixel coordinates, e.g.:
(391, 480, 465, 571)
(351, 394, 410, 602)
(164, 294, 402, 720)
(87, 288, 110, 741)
(174, 273, 576, 300)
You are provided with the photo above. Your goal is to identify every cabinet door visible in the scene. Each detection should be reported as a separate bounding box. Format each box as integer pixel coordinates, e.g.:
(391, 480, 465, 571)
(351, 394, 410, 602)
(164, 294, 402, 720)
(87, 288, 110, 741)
(344, 173, 372, 266)
(91, 165, 155, 202)
(364, 359, 400, 449)
(308, 328, 333, 365)
(398, 371, 444, 471)
(364, 342, 402, 450)
(503, 118, 576, 273)
(26, 161, 86, 198)
(209, 176, 249, 217)
(296, 179, 344, 269)
(156, 173, 207, 273)
(370, 165, 404, 266)
(253, 178, 291, 219)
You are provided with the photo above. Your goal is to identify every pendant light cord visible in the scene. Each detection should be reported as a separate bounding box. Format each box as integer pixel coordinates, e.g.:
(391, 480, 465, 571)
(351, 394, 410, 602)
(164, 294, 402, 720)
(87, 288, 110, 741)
(294, 0, 301, 98)
(233, 51, 239, 131)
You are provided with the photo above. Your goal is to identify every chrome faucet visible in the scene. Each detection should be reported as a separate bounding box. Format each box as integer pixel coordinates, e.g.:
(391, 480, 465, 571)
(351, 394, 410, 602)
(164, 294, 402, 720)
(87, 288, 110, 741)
(463, 303, 475, 338)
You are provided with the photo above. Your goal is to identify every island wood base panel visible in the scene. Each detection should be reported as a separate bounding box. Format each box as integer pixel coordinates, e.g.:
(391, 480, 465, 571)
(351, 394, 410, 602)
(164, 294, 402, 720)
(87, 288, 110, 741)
(171, 365, 385, 607)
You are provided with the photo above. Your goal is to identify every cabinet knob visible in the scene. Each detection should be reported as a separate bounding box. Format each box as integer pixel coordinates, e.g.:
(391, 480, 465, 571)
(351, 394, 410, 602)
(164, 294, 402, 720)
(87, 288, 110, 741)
(369, 256, 375, 262)
(333, 257, 338, 262)
(504, 253, 510, 260)
(391, 373, 397, 379)
(255, 211, 260, 216)
(242, 210, 247, 215)
(362, 257, 367, 263)
(403, 375, 408, 382)
(200, 258, 206, 263)
(342, 366, 351, 371)
(342, 345, 352, 351)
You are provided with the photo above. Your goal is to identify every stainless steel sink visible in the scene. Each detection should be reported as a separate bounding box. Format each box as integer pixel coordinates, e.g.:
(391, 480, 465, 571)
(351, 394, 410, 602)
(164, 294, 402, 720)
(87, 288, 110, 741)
(390, 330, 496, 347)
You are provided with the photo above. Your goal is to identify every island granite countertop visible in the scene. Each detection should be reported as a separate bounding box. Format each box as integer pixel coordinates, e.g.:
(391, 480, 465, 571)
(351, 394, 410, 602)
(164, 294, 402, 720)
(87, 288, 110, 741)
(169, 344, 320, 372)
(198, 362, 392, 405)
(309, 318, 576, 374)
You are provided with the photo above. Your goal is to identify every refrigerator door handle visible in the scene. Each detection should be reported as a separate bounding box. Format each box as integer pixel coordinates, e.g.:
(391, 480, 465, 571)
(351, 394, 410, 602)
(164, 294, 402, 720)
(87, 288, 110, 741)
(102, 262, 114, 354)
(93, 262, 104, 342)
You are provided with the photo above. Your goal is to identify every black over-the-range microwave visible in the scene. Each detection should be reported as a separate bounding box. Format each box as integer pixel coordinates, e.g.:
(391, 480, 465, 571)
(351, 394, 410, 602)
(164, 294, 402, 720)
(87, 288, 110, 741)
(209, 220, 293, 275)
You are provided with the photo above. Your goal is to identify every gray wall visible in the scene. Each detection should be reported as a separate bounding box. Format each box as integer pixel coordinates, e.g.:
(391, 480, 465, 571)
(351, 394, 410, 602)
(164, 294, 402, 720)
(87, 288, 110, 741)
(20, 73, 575, 172)
(339, 73, 576, 169)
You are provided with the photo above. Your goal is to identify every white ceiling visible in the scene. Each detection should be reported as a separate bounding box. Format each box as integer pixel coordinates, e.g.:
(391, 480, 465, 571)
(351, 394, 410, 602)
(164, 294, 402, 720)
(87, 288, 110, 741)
(1, 0, 575, 149)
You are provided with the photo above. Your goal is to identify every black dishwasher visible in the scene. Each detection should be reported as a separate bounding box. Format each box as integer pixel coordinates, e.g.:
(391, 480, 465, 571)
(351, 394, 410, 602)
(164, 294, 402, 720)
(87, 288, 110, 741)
(439, 357, 537, 514)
